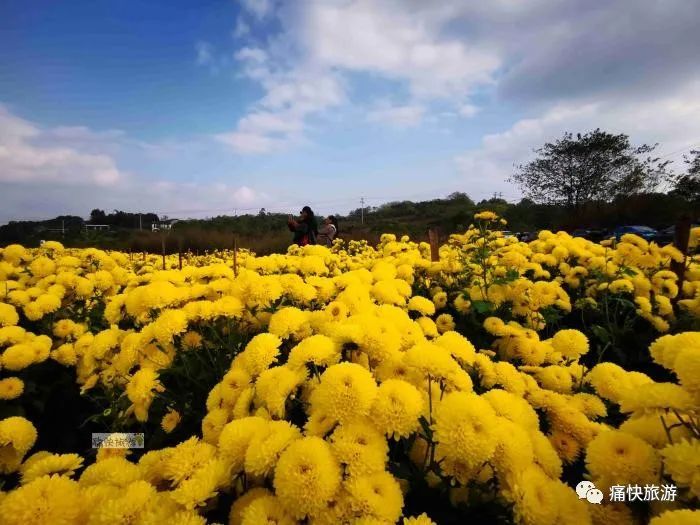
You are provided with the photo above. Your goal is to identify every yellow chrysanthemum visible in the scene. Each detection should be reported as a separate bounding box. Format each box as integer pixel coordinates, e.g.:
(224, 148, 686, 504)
(0, 377, 24, 400)
(310, 363, 378, 425)
(330, 420, 388, 477)
(370, 379, 424, 439)
(20, 452, 83, 484)
(432, 392, 499, 483)
(161, 408, 182, 434)
(273, 436, 342, 519)
(585, 430, 659, 486)
(0, 474, 81, 525)
(346, 471, 404, 523)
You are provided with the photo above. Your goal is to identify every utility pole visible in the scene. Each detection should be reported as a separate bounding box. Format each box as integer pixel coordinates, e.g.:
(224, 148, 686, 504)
(360, 197, 365, 225)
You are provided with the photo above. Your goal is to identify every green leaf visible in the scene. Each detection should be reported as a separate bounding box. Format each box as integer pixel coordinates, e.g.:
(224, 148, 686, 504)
(472, 300, 493, 314)
(590, 324, 610, 344)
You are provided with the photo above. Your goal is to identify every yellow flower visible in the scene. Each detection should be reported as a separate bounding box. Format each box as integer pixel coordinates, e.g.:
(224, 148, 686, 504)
(232, 332, 282, 377)
(508, 465, 560, 525)
(181, 330, 203, 350)
(228, 487, 273, 525)
(1, 343, 36, 371)
(273, 436, 342, 519)
(404, 514, 436, 525)
(370, 379, 424, 439)
(0, 377, 24, 400)
(482, 389, 539, 432)
(0, 303, 20, 327)
(268, 306, 311, 340)
(548, 430, 581, 464)
(241, 494, 296, 525)
(170, 458, 227, 510)
(161, 408, 182, 433)
(407, 296, 435, 316)
(330, 420, 388, 477)
(474, 211, 498, 221)
(435, 313, 455, 333)
(244, 420, 301, 477)
(0, 474, 81, 525)
(434, 331, 477, 366)
(287, 334, 340, 370)
(618, 382, 694, 413)
(218, 417, 268, 474)
(432, 291, 448, 310)
(416, 316, 439, 338)
(550, 329, 589, 359)
(432, 392, 499, 483)
(310, 363, 378, 425)
(126, 368, 165, 422)
(0, 416, 37, 474)
(585, 430, 659, 486)
(661, 439, 700, 492)
(346, 471, 404, 523)
(255, 365, 307, 419)
(20, 452, 84, 484)
(80, 456, 141, 487)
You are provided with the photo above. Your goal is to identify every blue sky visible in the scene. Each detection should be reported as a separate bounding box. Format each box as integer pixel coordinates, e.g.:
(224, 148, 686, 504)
(2, 0, 699, 222)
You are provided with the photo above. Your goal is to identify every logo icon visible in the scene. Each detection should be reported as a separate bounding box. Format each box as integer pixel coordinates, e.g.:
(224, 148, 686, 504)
(576, 481, 603, 504)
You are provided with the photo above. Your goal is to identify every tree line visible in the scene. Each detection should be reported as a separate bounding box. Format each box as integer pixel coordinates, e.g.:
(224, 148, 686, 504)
(1, 129, 697, 248)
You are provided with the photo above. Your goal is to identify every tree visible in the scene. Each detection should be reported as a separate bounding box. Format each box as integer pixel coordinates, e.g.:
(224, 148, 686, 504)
(509, 129, 671, 210)
(670, 150, 700, 202)
(89, 209, 106, 224)
(446, 192, 474, 205)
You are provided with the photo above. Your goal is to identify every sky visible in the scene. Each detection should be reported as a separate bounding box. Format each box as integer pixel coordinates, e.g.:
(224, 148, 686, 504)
(1, 0, 700, 223)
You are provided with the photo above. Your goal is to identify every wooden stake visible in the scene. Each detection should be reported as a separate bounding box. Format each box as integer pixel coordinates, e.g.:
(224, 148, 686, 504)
(428, 227, 440, 262)
(671, 215, 691, 304)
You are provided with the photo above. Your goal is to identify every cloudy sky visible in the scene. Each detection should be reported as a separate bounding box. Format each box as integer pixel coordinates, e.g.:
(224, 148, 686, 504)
(2, 0, 700, 223)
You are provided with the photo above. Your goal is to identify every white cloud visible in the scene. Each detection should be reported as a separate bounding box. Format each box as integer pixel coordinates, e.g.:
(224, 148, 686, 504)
(241, 0, 273, 19)
(222, 0, 500, 154)
(235, 46, 267, 64)
(458, 104, 479, 118)
(195, 41, 214, 65)
(0, 105, 123, 186)
(220, 50, 344, 153)
(302, 1, 499, 98)
(367, 103, 425, 128)
(0, 105, 278, 222)
(231, 185, 258, 205)
(216, 129, 288, 154)
(232, 17, 250, 39)
(455, 81, 700, 199)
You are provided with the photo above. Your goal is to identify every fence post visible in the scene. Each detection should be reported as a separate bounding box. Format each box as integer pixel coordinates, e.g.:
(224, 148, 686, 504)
(671, 215, 691, 304)
(178, 245, 183, 270)
(161, 236, 166, 270)
(428, 227, 440, 262)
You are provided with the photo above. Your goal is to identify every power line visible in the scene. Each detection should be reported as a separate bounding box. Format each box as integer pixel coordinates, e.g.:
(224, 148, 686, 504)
(657, 142, 700, 160)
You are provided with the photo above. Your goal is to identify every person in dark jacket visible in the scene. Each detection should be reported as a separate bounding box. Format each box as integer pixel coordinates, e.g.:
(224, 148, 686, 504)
(287, 206, 318, 246)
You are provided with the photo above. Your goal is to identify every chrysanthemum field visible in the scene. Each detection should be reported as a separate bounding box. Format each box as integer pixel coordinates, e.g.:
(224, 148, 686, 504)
(0, 213, 699, 525)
